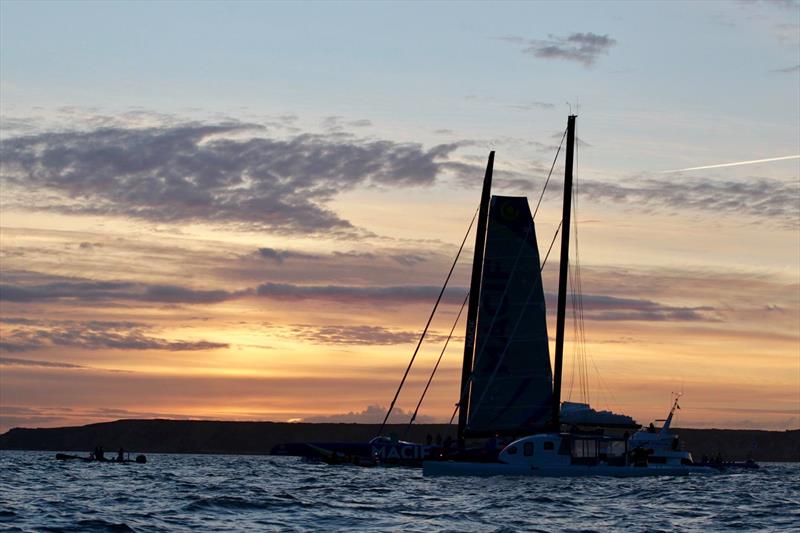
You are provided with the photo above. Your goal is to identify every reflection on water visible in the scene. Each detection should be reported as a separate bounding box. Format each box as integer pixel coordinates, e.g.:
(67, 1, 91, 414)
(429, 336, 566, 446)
(1, 451, 798, 531)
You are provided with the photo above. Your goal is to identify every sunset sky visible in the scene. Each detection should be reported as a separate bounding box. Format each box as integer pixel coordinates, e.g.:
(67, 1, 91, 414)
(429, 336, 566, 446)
(1, 0, 798, 434)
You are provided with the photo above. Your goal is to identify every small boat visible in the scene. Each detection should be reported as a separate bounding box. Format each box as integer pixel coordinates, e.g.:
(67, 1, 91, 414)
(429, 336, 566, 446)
(628, 394, 698, 467)
(55, 452, 147, 464)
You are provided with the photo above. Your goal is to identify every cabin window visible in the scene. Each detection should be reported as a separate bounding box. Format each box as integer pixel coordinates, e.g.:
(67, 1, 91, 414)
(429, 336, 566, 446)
(544, 441, 554, 451)
(572, 439, 597, 458)
(523, 442, 533, 456)
(507, 446, 517, 455)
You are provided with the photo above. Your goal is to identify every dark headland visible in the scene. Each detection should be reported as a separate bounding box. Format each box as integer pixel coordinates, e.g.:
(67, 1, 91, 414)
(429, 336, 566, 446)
(1, 420, 798, 461)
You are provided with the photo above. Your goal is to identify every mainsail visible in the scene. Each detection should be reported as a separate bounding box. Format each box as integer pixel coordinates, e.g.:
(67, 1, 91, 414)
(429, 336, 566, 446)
(464, 195, 553, 436)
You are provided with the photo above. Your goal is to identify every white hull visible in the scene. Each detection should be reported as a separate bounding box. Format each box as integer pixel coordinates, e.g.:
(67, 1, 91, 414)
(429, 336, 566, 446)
(423, 461, 717, 477)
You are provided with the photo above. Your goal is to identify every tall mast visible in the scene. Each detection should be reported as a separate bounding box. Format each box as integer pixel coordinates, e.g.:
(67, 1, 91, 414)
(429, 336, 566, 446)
(457, 151, 494, 444)
(552, 115, 576, 431)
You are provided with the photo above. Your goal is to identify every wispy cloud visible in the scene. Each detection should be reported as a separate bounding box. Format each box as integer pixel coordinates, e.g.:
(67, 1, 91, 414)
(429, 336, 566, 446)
(256, 247, 323, 264)
(1, 269, 722, 322)
(772, 63, 800, 73)
(506, 101, 556, 111)
(578, 176, 799, 227)
(0, 356, 88, 369)
(0, 318, 228, 352)
(0, 279, 242, 304)
(284, 324, 422, 346)
(501, 33, 617, 67)
(254, 282, 465, 305)
(301, 404, 435, 424)
(564, 293, 717, 322)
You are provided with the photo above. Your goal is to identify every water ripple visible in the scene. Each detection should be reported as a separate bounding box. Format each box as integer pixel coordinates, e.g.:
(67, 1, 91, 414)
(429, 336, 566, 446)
(1, 451, 798, 531)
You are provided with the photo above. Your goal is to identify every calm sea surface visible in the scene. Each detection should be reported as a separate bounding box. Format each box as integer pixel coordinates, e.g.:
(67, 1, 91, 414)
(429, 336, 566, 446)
(1, 451, 798, 532)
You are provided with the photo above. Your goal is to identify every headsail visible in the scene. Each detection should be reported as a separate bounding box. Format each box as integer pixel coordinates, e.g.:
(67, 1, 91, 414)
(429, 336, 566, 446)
(465, 195, 553, 436)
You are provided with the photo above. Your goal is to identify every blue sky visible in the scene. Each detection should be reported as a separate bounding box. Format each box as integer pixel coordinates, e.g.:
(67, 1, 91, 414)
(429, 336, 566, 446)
(2, 1, 797, 180)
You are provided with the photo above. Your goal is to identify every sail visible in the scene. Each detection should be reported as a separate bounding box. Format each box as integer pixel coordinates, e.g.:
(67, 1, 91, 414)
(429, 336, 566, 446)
(465, 195, 553, 436)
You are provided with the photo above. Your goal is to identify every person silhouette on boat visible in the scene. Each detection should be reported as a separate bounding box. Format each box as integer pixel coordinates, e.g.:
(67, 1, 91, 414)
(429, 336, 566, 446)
(93, 445, 105, 461)
(648, 423, 657, 433)
(117, 447, 124, 462)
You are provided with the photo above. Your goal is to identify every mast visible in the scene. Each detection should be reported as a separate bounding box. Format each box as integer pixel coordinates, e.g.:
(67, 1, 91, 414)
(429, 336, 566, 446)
(457, 151, 494, 444)
(552, 115, 576, 431)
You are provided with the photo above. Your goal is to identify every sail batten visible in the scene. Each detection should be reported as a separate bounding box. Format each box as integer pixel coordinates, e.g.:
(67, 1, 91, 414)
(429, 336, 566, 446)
(465, 195, 553, 436)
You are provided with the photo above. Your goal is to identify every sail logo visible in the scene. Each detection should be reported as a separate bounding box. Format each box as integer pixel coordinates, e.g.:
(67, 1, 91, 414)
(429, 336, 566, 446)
(500, 203, 519, 221)
(371, 443, 434, 461)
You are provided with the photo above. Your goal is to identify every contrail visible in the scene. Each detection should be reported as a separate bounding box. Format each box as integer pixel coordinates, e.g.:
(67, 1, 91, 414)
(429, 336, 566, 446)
(661, 155, 800, 173)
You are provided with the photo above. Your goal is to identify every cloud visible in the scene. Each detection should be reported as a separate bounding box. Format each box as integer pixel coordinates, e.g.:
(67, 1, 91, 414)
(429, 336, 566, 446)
(502, 33, 617, 67)
(578, 176, 799, 227)
(772, 63, 800, 73)
(256, 247, 323, 264)
(301, 404, 435, 424)
(255, 282, 466, 305)
(389, 253, 428, 267)
(1, 271, 465, 307)
(0, 122, 459, 234)
(1, 268, 720, 322)
(0, 277, 244, 304)
(0, 357, 88, 369)
(737, 0, 800, 12)
(0, 318, 228, 352)
(320, 116, 374, 131)
(284, 325, 420, 346)
(507, 102, 556, 111)
(562, 293, 717, 322)
(279, 324, 452, 346)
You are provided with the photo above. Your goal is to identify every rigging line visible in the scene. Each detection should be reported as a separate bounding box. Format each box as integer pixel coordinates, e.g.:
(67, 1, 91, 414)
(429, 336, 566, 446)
(533, 128, 568, 219)
(403, 290, 470, 440)
(568, 263, 579, 402)
(570, 209, 586, 403)
(572, 122, 590, 406)
(573, 121, 596, 409)
(449, 219, 562, 426)
(377, 206, 479, 436)
(542, 220, 562, 267)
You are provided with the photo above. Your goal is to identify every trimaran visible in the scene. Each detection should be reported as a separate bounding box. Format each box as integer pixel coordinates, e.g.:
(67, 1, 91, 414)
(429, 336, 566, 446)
(274, 115, 716, 476)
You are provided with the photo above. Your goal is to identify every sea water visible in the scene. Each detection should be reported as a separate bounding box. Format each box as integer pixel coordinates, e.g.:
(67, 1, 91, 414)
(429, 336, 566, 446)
(0, 451, 798, 531)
